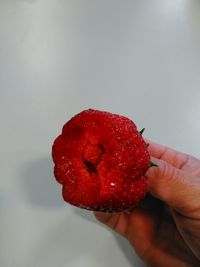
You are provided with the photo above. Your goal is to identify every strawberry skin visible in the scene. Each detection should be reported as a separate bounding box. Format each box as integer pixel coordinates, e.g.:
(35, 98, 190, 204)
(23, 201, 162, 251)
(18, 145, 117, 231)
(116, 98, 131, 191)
(52, 109, 150, 212)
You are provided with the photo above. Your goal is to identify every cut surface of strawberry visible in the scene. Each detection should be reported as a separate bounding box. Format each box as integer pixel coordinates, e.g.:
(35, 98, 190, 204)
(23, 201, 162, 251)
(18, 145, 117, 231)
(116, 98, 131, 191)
(52, 109, 151, 212)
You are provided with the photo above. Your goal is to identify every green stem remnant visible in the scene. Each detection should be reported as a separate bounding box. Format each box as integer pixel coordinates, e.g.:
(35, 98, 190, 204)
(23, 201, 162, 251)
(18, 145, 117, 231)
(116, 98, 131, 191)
(150, 162, 158, 167)
(140, 128, 145, 135)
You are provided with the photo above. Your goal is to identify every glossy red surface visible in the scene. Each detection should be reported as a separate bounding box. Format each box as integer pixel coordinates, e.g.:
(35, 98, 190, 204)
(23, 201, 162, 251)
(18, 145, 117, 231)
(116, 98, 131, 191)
(52, 109, 150, 212)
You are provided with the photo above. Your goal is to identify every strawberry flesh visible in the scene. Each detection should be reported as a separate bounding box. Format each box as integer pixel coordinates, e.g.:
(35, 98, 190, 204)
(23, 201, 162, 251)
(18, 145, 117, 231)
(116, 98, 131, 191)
(52, 109, 150, 212)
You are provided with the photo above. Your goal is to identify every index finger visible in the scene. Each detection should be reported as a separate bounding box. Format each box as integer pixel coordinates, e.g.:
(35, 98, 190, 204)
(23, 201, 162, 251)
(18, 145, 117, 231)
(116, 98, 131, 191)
(145, 139, 190, 169)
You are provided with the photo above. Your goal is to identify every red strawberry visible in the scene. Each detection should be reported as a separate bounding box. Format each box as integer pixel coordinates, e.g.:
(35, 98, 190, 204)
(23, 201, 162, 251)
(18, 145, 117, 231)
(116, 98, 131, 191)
(52, 109, 151, 212)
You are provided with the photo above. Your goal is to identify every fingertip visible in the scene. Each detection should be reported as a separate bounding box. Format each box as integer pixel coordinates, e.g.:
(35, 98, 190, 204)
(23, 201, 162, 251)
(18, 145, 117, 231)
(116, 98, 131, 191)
(145, 158, 170, 199)
(146, 157, 162, 179)
(94, 211, 112, 224)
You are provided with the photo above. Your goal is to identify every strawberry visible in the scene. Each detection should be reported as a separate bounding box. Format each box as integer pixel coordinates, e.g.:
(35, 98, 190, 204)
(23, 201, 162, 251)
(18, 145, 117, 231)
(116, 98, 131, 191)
(52, 109, 151, 212)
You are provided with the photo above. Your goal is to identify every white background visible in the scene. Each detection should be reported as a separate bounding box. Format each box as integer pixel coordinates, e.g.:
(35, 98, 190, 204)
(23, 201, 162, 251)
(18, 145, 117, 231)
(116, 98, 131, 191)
(1, 1, 200, 267)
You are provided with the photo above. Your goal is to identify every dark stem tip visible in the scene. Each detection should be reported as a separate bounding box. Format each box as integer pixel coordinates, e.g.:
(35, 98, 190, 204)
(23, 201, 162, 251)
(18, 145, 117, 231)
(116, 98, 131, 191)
(140, 128, 145, 135)
(150, 162, 158, 167)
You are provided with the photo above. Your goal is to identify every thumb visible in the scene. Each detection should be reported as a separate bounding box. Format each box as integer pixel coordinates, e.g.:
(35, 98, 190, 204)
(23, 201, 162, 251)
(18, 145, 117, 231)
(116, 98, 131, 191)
(146, 157, 200, 217)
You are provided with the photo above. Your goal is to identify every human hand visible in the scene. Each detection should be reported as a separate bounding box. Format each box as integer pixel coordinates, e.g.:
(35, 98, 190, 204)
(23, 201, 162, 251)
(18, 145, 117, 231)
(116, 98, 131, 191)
(95, 141, 200, 267)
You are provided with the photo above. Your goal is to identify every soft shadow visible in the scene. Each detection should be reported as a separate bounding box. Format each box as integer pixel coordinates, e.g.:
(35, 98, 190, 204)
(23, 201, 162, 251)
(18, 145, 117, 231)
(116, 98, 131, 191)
(20, 157, 63, 208)
(74, 208, 145, 267)
(72, 206, 98, 223)
(115, 235, 145, 267)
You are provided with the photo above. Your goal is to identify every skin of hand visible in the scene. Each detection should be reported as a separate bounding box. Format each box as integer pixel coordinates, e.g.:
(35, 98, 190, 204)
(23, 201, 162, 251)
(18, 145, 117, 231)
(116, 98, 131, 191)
(94, 141, 200, 267)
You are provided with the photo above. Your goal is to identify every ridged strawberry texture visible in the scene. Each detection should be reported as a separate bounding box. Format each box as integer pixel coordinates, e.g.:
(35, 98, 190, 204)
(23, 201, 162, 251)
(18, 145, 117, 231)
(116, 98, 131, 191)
(52, 109, 150, 212)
